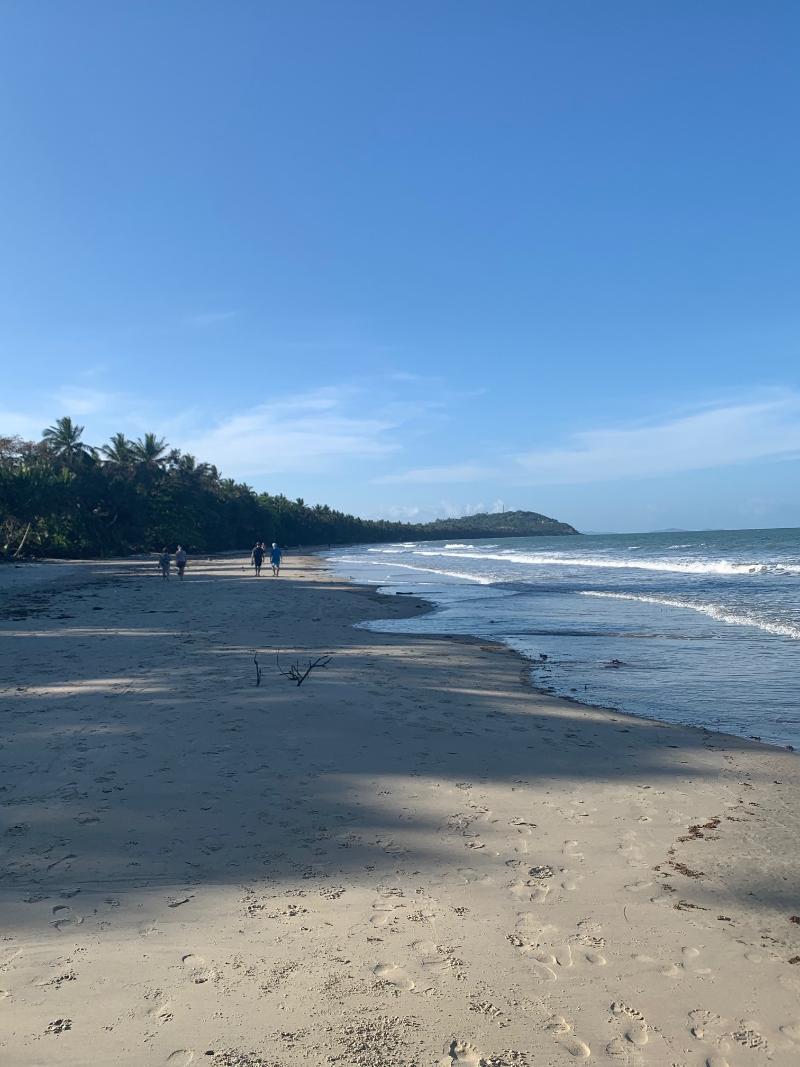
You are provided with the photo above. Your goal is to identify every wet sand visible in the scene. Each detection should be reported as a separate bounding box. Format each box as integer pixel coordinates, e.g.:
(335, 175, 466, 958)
(1, 553, 799, 1066)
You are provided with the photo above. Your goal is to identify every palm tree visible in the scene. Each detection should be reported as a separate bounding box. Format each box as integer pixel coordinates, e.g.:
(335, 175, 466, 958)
(101, 433, 134, 465)
(131, 432, 169, 468)
(182, 455, 214, 479)
(42, 416, 95, 464)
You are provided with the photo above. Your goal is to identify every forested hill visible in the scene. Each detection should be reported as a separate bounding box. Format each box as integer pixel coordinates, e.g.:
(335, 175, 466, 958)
(411, 509, 577, 539)
(1, 419, 578, 558)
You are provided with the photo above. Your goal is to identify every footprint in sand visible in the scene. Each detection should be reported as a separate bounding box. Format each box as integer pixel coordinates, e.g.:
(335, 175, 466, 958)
(441, 1039, 486, 1065)
(412, 939, 459, 982)
(434, 867, 481, 887)
(509, 919, 559, 981)
(146, 991, 173, 1024)
(510, 818, 535, 836)
(166, 1052, 194, 1065)
(373, 962, 415, 991)
(510, 879, 551, 905)
(181, 954, 213, 985)
(562, 840, 584, 862)
(610, 1001, 649, 1048)
(561, 871, 583, 892)
(51, 904, 83, 932)
(624, 879, 653, 893)
(618, 831, 649, 870)
(546, 1015, 591, 1058)
(370, 900, 404, 927)
(688, 1009, 727, 1042)
(730, 1021, 769, 1051)
(660, 945, 711, 978)
(510, 863, 557, 904)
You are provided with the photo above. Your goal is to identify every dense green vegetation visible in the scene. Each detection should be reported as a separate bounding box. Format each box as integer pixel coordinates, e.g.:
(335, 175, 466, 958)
(0, 417, 577, 558)
(409, 510, 578, 539)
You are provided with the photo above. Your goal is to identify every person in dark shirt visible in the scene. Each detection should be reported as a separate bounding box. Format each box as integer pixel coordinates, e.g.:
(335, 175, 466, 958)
(251, 542, 265, 576)
(175, 545, 188, 580)
(158, 548, 171, 581)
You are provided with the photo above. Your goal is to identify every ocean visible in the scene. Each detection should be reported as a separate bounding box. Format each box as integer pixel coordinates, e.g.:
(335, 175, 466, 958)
(325, 528, 800, 750)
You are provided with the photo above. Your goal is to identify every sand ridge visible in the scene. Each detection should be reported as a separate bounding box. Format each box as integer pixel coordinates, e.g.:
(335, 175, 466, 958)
(0, 554, 799, 1065)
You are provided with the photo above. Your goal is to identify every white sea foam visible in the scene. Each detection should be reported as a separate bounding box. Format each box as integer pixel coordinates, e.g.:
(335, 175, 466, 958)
(580, 591, 800, 640)
(413, 547, 800, 576)
(355, 558, 493, 584)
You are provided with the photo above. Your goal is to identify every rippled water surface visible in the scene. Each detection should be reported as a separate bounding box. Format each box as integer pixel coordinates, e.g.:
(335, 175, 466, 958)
(326, 528, 800, 749)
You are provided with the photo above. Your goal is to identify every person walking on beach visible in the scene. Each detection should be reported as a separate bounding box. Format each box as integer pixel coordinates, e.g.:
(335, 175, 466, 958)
(158, 547, 171, 581)
(251, 541, 265, 576)
(175, 544, 187, 580)
(270, 542, 282, 576)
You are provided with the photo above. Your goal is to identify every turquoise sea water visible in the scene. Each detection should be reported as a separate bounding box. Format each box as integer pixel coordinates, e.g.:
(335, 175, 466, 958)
(326, 528, 800, 749)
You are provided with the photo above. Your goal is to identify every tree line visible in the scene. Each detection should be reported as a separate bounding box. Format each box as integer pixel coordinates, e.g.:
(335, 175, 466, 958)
(0, 416, 576, 559)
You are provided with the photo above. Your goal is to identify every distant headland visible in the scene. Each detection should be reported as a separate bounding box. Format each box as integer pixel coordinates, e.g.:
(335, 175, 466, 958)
(398, 509, 579, 541)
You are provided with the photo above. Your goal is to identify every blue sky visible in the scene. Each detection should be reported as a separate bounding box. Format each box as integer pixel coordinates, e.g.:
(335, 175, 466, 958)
(1, 1, 799, 532)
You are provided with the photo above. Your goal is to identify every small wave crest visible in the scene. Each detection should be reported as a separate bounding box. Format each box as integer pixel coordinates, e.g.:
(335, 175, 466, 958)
(580, 591, 800, 640)
(356, 558, 493, 585)
(414, 547, 800, 576)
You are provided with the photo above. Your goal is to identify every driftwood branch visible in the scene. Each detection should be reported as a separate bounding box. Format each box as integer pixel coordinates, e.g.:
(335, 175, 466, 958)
(12, 522, 32, 559)
(276, 651, 332, 686)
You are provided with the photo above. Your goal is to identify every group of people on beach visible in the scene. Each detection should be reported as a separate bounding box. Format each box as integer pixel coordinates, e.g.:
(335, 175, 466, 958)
(158, 545, 187, 580)
(250, 541, 282, 576)
(156, 541, 282, 580)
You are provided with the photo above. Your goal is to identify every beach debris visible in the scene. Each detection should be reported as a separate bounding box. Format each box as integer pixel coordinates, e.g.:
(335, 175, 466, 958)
(276, 651, 333, 687)
(167, 895, 193, 908)
(45, 1019, 72, 1036)
(678, 817, 721, 842)
(528, 865, 555, 880)
(668, 860, 705, 879)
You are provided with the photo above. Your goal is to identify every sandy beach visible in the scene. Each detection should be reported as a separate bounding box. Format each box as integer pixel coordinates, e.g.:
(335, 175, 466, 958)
(1, 552, 799, 1067)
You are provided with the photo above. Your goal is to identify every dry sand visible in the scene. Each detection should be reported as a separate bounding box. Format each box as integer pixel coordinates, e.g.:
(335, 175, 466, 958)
(1, 553, 799, 1067)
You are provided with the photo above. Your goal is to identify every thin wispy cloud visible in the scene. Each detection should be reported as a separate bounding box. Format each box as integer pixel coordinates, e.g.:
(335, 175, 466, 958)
(177, 386, 403, 478)
(51, 386, 125, 417)
(2, 376, 453, 486)
(375, 391, 800, 489)
(512, 392, 800, 485)
(1, 387, 127, 439)
(0, 410, 46, 439)
(375, 498, 509, 522)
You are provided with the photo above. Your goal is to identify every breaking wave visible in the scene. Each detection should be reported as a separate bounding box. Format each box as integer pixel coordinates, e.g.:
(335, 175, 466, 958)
(413, 547, 800, 577)
(580, 591, 800, 640)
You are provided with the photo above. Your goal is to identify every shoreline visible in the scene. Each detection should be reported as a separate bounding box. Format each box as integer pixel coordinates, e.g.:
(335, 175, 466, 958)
(1, 552, 799, 1065)
(323, 530, 800, 751)
(331, 560, 799, 760)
